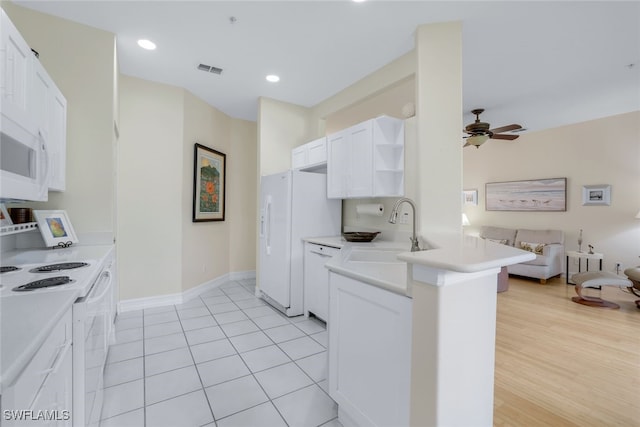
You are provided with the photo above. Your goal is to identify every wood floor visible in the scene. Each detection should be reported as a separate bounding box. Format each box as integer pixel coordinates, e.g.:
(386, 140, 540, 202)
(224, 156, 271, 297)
(493, 276, 639, 426)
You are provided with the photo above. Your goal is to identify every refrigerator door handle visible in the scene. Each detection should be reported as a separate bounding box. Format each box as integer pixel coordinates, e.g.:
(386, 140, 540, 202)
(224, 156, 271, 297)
(265, 195, 272, 255)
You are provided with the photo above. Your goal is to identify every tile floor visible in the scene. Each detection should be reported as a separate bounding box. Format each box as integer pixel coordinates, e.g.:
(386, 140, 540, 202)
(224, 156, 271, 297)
(99, 279, 342, 427)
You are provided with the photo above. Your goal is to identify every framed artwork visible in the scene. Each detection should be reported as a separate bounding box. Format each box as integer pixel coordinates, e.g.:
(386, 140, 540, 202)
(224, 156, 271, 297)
(33, 210, 78, 247)
(582, 184, 611, 206)
(485, 178, 567, 211)
(463, 189, 478, 206)
(0, 203, 12, 227)
(193, 143, 226, 222)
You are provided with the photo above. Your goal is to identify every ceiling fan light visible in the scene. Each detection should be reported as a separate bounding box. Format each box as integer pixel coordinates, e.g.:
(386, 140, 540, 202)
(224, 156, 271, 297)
(467, 134, 489, 147)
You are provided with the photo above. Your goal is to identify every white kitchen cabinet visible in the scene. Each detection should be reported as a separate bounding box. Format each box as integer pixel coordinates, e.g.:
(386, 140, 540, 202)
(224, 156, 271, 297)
(304, 242, 339, 322)
(2, 307, 73, 426)
(327, 115, 404, 199)
(328, 272, 412, 427)
(0, 9, 34, 135)
(0, 10, 67, 199)
(292, 137, 327, 172)
(32, 58, 67, 191)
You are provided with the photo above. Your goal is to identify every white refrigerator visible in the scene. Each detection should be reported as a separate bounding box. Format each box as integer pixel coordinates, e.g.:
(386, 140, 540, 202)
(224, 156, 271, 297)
(259, 169, 341, 316)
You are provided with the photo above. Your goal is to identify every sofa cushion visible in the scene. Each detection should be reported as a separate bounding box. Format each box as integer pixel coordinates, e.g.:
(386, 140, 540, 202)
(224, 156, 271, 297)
(480, 226, 517, 246)
(515, 229, 564, 246)
(519, 241, 546, 255)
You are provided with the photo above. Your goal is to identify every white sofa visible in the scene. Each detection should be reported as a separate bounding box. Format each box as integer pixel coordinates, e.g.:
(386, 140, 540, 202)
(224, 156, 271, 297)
(480, 226, 565, 284)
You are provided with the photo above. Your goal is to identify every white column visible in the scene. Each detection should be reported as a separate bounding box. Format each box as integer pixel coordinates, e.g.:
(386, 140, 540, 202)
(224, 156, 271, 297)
(415, 22, 463, 236)
(409, 265, 499, 427)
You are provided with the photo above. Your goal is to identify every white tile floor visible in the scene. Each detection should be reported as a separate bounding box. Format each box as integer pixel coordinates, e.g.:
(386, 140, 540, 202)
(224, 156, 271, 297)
(100, 279, 341, 427)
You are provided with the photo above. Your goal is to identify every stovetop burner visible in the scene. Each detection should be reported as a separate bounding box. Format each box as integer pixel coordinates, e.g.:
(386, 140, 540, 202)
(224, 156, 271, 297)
(12, 276, 73, 292)
(1, 266, 20, 274)
(29, 262, 89, 273)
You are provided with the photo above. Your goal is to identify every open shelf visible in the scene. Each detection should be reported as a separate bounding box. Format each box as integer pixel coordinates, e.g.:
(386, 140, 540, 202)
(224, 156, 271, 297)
(0, 222, 38, 237)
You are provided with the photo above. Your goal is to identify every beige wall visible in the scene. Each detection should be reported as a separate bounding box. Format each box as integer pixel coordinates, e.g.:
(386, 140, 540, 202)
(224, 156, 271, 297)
(119, 76, 258, 300)
(257, 97, 315, 176)
(118, 76, 184, 300)
(463, 111, 640, 274)
(3, 2, 116, 235)
(181, 91, 231, 292)
(229, 118, 258, 273)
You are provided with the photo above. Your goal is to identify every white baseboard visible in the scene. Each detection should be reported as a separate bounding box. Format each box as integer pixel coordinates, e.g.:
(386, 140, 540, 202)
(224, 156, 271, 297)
(118, 292, 183, 313)
(118, 270, 256, 313)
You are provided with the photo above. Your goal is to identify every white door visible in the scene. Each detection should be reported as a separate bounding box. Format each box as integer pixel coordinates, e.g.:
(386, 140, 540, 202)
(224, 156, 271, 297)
(327, 131, 348, 198)
(0, 9, 34, 133)
(329, 272, 412, 427)
(259, 171, 292, 308)
(348, 121, 373, 198)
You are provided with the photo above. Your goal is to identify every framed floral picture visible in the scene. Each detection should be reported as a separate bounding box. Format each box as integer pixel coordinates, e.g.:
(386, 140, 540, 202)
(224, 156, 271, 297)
(193, 143, 226, 222)
(33, 210, 79, 247)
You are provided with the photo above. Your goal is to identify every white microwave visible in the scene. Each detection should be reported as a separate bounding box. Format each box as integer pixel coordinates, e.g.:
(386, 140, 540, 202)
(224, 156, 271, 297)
(0, 115, 50, 202)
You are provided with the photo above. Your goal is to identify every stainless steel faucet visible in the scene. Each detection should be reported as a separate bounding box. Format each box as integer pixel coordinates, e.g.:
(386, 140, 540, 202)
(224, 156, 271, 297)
(388, 198, 421, 252)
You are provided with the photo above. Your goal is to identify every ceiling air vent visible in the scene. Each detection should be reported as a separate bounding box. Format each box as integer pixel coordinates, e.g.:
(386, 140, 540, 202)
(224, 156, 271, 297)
(197, 63, 223, 75)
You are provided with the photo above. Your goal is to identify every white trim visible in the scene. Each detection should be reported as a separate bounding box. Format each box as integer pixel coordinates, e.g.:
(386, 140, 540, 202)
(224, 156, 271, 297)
(117, 270, 256, 313)
(118, 292, 182, 313)
(229, 270, 256, 281)
(182, 273, 231, 302)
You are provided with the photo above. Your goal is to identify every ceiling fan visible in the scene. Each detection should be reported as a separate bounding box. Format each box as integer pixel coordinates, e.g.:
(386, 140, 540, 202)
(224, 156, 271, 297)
(463, 108, 522, 148)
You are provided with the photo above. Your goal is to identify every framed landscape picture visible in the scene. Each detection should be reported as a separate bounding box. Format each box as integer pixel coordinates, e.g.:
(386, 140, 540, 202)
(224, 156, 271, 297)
(33, 210, 79, 247)
(193, 143, 226, 222)
(485, 178, 567, 211)
(582, 184, 611, 206)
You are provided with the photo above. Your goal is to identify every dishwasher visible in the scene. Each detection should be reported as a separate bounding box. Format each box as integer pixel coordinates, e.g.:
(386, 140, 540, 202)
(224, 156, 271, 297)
(304, 242, 340, 322)
(72, 251, 115, 427)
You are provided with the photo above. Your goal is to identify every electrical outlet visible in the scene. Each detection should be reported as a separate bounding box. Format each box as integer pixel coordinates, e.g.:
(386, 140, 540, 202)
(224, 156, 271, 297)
(400, 211, 409, 224)
(615, 262, 622, 274)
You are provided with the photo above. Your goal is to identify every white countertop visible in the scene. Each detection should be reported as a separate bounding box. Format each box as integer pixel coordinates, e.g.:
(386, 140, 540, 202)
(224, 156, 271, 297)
(313, 233, 535, 296)
(0, 244, 114, 388)
(398, 233, 536, 273)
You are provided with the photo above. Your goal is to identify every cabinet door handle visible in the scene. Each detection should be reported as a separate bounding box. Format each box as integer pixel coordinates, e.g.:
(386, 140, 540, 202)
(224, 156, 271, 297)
(311, 250, 332, 257)
(40, 339, 72, 376)
(30, 339, 72, 411)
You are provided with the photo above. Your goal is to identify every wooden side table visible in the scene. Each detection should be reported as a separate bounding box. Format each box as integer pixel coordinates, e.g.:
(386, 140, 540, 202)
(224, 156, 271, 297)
(565, 250, 603, 284)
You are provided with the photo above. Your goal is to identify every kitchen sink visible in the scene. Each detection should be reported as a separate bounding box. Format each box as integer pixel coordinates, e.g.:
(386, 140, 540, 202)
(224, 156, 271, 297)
(347, 248, 406, 264)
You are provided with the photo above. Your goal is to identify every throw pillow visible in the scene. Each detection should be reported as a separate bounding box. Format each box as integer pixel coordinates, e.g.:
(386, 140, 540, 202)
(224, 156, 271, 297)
(519, 241, 546, 255)
(486, 238, 508, 245)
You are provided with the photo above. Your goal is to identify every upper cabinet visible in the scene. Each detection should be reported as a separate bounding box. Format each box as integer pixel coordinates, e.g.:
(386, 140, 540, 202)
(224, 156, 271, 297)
(327, 115, 404, 199)
(32, 59, 67, 191)
(292, 137, 327, 172)
(0, 9, 33, 133)
(0, 9, 67, 200)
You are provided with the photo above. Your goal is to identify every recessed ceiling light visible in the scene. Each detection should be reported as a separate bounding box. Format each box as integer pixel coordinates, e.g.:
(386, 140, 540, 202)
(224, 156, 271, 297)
(353, 0, 367, 3)
(137, 39, 156, 50)
(266, 75, 280, 83)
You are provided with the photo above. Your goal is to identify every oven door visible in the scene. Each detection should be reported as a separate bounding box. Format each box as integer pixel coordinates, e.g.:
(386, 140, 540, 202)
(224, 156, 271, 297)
(72, 268, 113, 427)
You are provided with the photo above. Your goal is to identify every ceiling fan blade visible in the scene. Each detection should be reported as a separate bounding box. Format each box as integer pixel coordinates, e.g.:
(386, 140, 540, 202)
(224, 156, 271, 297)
(489, 124, 522, 134)
(491, 133, 519, 140)
(463, 141, 471, 147)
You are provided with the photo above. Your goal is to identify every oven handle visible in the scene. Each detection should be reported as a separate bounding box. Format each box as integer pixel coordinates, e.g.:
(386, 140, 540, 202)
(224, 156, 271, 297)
(86, 270, 112, 306)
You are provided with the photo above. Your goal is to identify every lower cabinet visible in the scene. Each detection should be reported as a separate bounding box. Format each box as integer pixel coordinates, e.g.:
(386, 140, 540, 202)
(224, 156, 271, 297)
(328, 272, 412, 427)
(2, 308, 73, 426)
(304, 242, 339, 322)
